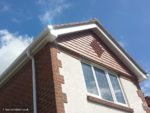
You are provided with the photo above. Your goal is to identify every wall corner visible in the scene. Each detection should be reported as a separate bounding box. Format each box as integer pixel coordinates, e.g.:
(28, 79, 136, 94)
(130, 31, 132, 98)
(50, 44, 67, 113)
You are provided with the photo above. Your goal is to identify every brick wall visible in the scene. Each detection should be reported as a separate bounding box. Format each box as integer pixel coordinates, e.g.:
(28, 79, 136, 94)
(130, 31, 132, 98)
(0, 61, 33, 113)
(50, 44, 67, 113)
(0, 43, 60, 113)
(35, 43, 57, 113)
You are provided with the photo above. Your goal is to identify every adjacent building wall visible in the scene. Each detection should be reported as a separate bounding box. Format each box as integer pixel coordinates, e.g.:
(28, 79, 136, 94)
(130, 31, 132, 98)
(58, 51, 146, 113)
(145, 96, 150, 107)
(0, 61, 33, 113)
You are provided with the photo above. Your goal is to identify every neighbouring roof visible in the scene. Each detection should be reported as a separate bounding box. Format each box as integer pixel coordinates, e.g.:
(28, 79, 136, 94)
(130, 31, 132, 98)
(145, 96, 150, 107)
(0, 19, 148, 85)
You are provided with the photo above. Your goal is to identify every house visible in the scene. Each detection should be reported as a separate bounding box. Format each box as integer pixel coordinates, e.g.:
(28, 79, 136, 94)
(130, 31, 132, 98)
(0, 19, 149, 113)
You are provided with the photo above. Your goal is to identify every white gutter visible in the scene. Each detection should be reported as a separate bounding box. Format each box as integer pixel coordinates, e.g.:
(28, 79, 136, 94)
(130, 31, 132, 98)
(0, 25, 56, 86)
(26, 51, 37, 113)
(0, 25, 51, 85)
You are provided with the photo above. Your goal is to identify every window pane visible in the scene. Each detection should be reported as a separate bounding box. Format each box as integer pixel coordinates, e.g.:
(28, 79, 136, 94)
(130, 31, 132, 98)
(81, 63, 98, 95)
(109, 74, 126, 104)
(94, 67, 113, 102)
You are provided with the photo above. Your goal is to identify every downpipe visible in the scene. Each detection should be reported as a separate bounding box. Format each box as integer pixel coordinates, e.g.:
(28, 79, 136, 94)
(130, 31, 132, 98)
(26, 51, 37, 113)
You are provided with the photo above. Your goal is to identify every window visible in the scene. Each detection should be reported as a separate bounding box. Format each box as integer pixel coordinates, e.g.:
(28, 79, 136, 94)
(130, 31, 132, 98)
(94, 67, 113, 101)
(81, 63, 98, 95)
(109, 73, 126, 104)
(81, 62, 126, 105)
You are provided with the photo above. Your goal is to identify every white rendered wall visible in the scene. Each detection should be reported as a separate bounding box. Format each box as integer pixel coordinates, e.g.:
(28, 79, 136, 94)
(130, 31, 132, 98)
(58, 52, 146, 113)
(120, 77, 146, 113)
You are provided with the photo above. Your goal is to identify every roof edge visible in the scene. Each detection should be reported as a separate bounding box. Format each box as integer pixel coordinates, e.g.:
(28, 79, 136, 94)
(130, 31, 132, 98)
(50, 19, 148, 81)
(51, 19, 147, 76)
(0, 19, 148, 85)
(0, 25, 54, 85)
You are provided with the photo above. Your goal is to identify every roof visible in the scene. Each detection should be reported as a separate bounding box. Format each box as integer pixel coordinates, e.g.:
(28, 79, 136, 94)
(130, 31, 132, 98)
(0, 19, 148, 85)
(53, 18, 147, 75)
(145, 96, 150, 107)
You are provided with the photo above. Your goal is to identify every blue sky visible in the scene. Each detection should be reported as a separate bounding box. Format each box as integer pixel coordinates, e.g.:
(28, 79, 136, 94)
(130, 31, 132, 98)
(0, 0, 150, 95)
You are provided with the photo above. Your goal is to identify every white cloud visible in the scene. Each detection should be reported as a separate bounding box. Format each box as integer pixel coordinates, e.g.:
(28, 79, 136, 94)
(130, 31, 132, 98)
(0, 2, 11, 13)
(11, 9, 33, 24)
(118, 41, 126, 47)
(118, 36, 127, 48)
(11, 18, 21, 24)
(37, 0, 71, 25)
(0, 29, 33, 75)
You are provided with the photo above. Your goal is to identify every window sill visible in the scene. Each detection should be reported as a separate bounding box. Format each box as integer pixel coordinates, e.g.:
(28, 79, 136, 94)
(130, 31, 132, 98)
(87, 95, 134, 113)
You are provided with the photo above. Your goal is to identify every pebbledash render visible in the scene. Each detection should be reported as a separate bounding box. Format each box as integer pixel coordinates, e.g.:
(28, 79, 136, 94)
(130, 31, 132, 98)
(0, 19, 149, 113)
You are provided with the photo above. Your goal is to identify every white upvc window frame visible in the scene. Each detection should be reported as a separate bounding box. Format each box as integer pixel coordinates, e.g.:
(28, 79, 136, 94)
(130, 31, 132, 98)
(81, 61, 128, 106)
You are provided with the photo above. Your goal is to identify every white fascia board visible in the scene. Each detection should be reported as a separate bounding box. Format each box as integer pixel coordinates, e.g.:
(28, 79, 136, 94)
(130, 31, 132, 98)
(50, 23, 97, 38)
(49, 23, 147, 82)
(94, 25, 147, 81)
